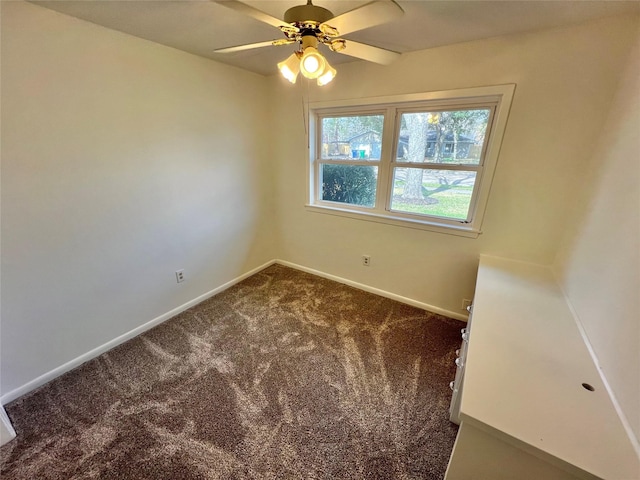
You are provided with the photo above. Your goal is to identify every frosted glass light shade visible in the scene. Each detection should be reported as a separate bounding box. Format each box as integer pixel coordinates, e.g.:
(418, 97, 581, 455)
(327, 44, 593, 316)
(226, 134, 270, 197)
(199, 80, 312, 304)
(277, 53, 300, 83)
(277, 45, 336, 86)
(317, 64, 336, 86)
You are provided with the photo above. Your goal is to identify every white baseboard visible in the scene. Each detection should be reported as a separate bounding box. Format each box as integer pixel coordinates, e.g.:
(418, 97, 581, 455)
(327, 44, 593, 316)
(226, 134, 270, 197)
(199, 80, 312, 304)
(0, 260, 276, 406)
(274, 259, 468, 322)
(1, 258, 464, 406)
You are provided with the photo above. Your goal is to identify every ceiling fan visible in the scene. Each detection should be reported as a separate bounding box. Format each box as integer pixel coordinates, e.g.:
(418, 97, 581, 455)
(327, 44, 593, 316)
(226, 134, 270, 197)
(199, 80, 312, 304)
(214, 0, 404, 85)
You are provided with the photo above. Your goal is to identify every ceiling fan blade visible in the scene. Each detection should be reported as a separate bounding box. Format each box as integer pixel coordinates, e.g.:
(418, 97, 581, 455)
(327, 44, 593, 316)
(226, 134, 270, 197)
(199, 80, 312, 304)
(335, 40, 400, 65)
(215, 1, 292, 31)
(322, 1, 403, 36)
(214, 39, 293, 54)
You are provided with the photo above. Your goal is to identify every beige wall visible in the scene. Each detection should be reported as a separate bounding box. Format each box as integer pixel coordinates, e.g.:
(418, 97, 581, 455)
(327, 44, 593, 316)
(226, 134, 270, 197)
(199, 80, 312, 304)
(269, 14, 638, 318)
(554, 32, 640, 444)
(0, 2, 275, 397)
(1, 3, 638, 447)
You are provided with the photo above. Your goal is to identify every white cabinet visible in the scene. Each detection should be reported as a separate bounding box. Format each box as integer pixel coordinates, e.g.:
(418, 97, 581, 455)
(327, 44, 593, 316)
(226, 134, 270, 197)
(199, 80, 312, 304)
(449, 314, 471, 425)
(445, 256, 639, 480)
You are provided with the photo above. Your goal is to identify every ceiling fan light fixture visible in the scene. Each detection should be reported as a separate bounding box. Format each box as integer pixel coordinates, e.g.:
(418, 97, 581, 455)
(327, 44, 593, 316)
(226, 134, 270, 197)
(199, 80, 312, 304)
(216, 0, 405, 83)
(277, 52, 301, 83)
(300, 47, 326, 79)
(317, 63, 336, 86)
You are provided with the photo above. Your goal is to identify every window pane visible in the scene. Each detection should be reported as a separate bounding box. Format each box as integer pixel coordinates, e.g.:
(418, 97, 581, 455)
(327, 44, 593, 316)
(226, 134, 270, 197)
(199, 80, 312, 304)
(390, 168, 477, 220)
(321, 164, 378, 207)
(321, 115, 384, 161)
(397, 109, 490, 165)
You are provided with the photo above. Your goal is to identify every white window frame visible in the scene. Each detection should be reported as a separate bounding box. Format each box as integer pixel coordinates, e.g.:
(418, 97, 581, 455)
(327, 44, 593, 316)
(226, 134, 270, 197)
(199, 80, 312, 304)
(305, 85, 515, 238)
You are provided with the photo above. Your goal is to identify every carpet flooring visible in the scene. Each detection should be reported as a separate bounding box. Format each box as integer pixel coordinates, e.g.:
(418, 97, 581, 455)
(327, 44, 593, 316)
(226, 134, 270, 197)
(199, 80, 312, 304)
(0, 264, 464, 479)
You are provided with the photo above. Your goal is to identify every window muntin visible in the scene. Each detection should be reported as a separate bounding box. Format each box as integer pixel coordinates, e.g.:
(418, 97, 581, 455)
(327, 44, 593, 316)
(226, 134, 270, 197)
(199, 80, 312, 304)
(307, 86, 514, 236)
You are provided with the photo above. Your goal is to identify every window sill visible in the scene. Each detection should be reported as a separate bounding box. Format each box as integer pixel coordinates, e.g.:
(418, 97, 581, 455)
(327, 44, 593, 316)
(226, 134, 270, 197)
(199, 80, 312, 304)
(304, 204, 482, 238)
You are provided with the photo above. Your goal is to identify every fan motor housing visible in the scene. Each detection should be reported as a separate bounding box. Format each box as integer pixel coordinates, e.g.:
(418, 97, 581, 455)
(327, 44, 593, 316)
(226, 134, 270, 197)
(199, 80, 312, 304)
(284, 4, 334, 24)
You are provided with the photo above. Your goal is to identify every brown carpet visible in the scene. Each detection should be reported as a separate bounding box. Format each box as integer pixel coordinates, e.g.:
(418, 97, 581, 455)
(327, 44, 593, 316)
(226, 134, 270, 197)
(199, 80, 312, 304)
(0, 264, 464, 479)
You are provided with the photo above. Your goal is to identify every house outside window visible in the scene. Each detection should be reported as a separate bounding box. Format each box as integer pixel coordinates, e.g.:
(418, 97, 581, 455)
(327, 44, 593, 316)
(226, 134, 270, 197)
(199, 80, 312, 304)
(306, 85, 515, 237)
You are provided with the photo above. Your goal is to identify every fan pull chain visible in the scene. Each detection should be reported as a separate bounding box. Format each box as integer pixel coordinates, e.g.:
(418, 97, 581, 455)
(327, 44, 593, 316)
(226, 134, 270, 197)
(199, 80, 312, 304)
(302, 79, 310, 145)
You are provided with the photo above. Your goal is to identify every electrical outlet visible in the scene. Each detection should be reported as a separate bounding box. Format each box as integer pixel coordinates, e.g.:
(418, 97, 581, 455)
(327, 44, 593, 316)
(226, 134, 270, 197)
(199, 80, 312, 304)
(175, 270, 185, 283)
(462, 299, 472, 311)
(362, 255, 371, 266)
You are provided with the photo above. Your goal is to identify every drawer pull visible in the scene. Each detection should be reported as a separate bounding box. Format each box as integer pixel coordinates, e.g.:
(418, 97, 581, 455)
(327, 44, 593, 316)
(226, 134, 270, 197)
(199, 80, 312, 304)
(449, 381, 455, 390)
(455, 357, 463, 368)
(455, 349, 460, 356)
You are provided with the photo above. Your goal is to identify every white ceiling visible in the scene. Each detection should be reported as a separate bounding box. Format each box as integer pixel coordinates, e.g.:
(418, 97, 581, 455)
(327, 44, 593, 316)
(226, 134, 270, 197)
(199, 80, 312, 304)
(33, 0, 640, 76)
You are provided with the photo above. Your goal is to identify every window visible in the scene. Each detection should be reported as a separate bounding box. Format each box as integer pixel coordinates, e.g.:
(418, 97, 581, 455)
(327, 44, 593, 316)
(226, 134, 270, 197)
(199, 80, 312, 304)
(306, 85, 515, 237)
(319, 114, 383, 208)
